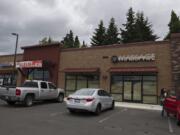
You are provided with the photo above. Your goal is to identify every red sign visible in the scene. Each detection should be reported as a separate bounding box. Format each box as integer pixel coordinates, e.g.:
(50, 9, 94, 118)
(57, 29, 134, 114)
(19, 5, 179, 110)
(16, 60, 43, 68)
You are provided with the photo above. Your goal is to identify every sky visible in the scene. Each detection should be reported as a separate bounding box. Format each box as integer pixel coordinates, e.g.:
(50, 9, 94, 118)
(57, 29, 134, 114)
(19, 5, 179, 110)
(0, 0, 180, 55)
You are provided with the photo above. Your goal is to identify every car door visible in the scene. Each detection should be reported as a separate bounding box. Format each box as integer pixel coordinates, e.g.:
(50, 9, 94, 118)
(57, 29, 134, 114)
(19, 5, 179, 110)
(48, 83, 58, 99)
(40, 82, 49, 99)
(102, 90, 113, 108)
(97, 90, 107, 110)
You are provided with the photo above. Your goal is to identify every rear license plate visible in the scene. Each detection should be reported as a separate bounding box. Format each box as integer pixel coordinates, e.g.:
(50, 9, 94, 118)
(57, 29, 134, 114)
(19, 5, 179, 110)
(74, 99, 80, 103)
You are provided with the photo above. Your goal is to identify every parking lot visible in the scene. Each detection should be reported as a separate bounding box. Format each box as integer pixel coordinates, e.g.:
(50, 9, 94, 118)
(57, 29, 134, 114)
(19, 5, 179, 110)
(0, 99, 179, 135)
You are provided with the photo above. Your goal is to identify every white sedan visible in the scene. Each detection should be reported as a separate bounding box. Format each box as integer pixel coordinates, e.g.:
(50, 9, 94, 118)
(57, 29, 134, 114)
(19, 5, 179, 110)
(65, 88, 115, 115)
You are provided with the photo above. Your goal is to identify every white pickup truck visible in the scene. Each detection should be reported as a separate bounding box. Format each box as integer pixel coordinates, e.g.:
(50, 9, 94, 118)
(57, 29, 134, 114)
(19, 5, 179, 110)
(0, 80, 64, 107)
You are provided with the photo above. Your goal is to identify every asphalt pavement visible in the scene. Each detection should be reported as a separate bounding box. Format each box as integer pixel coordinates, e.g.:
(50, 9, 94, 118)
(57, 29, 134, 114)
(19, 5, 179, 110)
(0, 99, 179, 135)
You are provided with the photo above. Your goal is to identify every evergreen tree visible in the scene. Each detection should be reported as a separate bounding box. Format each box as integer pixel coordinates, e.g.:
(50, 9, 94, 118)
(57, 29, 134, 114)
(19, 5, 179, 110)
(74, 36, 80, 48)
(47, 36, 52, 43)
(81, 41, 87, 48)
(39, 36, 56, 45)
(165, 10, 180, 39)
(134, 12, 158, 42)
(91, 20, 106, 46)
(120, 7, 136, 43)
(120, 7, 158, 43)
(61, 30, 74, 48)
(105, 18, 120, 45)
(39, 37, 48, 44)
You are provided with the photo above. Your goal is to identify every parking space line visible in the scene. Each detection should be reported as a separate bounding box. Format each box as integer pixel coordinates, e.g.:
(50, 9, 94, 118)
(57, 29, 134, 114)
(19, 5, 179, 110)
(168, 117, 174, 133)
(50, 111, 66, 117)
(99, 108, 127, 123)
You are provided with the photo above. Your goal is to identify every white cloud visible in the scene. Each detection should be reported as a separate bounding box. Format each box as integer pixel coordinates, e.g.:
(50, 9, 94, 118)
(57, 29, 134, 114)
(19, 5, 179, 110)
(0, 0, 180, 54)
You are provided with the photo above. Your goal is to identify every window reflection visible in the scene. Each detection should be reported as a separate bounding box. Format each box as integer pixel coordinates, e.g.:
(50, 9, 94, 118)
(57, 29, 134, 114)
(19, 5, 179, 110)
(65, 74, 99, 95)
(111, 75, 157, 104)
(28, 69, 49, 81)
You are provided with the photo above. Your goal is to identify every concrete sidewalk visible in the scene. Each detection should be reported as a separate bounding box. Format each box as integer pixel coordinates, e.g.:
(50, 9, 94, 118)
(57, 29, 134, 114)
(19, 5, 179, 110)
(115, 102, 162, 111)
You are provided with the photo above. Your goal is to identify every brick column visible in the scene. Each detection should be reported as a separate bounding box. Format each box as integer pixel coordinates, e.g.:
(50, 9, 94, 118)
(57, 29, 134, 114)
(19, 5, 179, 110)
(170, 33, 180, 97)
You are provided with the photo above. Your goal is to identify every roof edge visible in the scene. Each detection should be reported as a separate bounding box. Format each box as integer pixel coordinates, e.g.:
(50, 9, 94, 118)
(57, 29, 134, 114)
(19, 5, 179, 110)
(61, 40, 170, 52)
(21, 42, 62, 49)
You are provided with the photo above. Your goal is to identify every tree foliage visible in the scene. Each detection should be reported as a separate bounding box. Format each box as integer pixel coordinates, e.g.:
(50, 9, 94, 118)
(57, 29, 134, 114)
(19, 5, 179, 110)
(121, 7, 136, 43)
(39, 37, 56, 45)
(121, 7, 158, 43)
(81, 41, 87, 48)
(105, 18, 120, 45)
(74, 36, 80, 48)
(91, 20, 106, 46)
(134, 12, 158, 42)
(165, 10, 180, 39)
(61, 30, 81, 48)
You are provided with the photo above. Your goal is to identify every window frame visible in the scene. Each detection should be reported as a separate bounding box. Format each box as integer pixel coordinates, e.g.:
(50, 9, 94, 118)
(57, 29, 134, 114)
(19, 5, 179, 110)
(110, 74, 158, 104)
(65, 73, 100, 95)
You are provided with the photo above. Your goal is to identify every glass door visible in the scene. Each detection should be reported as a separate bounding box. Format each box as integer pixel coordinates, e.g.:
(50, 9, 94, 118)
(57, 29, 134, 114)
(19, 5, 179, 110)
(132, 81, 142, 102)
(123, 80, 142, 102)
(124, 81, 132, 101)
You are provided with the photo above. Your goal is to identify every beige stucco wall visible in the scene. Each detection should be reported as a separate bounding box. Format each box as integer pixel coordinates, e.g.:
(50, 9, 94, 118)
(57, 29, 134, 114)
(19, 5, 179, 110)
(0, 54, 23, 63)
(58, 41, 172, 96)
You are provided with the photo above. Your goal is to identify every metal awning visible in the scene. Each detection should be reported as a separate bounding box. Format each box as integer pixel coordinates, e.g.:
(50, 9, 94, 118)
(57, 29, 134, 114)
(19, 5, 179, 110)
(109, 67, 158, 73)
(64, 68, 99, 73)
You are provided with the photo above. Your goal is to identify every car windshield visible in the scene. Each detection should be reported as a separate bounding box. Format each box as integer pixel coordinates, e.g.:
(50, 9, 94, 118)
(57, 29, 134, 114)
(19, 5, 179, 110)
(73, 89, 95, 96)
(21, 81, 38, 88)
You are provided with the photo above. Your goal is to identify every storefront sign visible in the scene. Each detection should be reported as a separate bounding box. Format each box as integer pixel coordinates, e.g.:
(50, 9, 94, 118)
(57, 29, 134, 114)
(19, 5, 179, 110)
(111, 53, 155, 63)
(16, 60, 43, 68)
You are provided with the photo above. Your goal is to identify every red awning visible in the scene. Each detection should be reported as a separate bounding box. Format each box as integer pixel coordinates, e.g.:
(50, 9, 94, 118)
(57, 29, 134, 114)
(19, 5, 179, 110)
(64, 68, 99, 73)
(109, 67, 158, 73)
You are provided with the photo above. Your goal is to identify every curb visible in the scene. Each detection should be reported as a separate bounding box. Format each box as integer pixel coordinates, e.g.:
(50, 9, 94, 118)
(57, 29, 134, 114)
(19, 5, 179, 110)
(115, 102, 162, 111)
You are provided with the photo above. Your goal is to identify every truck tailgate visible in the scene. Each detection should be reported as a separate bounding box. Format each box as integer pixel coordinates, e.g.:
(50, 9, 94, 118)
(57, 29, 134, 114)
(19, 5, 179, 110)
(0, 87, 16, 96)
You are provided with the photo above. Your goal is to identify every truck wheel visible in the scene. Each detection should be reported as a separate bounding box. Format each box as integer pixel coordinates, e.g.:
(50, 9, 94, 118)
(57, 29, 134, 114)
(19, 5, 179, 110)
(95, 104, 101, 115)
(57, 94, 64, 103)
(24, 95, 33, 107)
(7, 101, 16, 106)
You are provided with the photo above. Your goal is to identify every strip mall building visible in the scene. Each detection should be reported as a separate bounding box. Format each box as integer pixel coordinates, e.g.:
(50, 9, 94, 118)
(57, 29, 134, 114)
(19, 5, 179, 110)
(0, 33, 180, 104)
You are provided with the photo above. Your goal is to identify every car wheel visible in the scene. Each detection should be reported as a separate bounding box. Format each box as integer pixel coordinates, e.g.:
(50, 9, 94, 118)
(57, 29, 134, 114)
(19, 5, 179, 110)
(110, 100, 115, 110)
(57, 94, 64, 103)
(95, 104, 101, 115)
(24, 95, 33, 107)
(177, 113, 180, 126)
(69, 109, 75, 114)
(7, 101, 16, 106)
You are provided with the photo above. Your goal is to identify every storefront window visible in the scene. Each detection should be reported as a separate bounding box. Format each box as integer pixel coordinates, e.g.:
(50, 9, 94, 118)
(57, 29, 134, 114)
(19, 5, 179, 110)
(0, 75, 3, 86)
(66, 80, 76, 91)
(0, 74, 17, 87)
(143, 81, 156, 95)
(33, 69, 43, 80)
(110, 74, 158, 104)
(111, 76, 123, 93)
(65, 74, 99, 95)
(143, 96, 157, 104)
(28, 69, 49, 81)
(88, 75, 99, 88)
(77, 75, 87, 89)
(111, 94, 122, 101)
